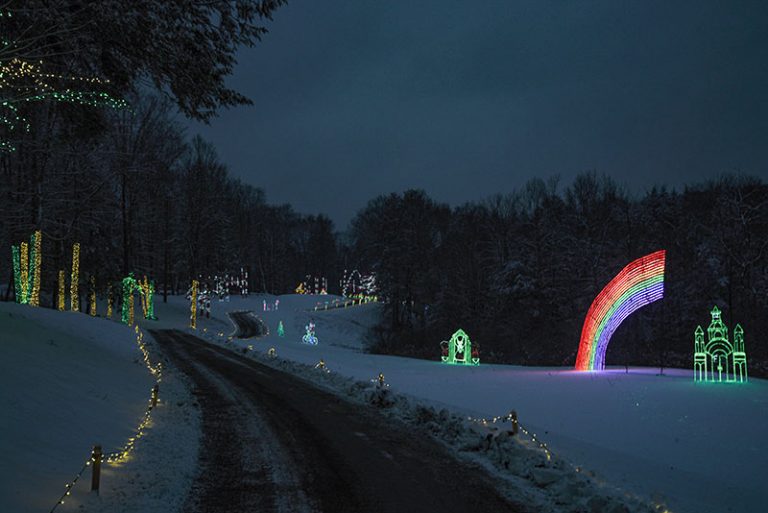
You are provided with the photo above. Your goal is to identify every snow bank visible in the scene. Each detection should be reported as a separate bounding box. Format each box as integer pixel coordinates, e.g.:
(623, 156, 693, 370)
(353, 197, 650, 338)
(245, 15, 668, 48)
(0, 302, 199, 513)
(175, 293, 767, 513)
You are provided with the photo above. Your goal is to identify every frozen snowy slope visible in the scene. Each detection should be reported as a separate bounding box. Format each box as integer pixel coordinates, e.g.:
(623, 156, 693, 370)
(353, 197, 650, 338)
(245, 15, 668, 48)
(0, 303, 155, 513)
(170, 293, 768, 513)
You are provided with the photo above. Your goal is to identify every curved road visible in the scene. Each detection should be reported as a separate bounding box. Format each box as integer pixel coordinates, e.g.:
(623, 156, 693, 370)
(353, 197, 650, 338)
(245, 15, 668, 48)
(227, 310, 267, 338)
(151, 330, 521, 513)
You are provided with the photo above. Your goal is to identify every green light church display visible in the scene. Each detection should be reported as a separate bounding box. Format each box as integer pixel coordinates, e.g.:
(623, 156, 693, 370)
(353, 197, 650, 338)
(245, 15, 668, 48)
(694, 306, 748, 383)
(440, 329, 479, 365)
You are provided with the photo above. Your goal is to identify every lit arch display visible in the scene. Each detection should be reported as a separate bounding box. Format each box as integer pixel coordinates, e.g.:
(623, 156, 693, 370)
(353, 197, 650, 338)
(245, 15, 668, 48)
(575, 250, 666, 371)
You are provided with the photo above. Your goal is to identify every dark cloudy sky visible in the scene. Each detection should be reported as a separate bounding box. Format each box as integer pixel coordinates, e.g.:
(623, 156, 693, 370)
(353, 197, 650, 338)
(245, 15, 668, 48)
(187, 0, 768, 228)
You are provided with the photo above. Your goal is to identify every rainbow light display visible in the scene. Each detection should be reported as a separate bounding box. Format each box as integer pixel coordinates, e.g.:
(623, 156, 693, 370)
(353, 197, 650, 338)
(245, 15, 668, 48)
(575, 250, 666, 371)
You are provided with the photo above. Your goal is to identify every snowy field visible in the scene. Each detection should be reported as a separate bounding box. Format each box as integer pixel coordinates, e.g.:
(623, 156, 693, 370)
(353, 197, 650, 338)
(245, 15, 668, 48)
(172, 293, 768, 513)
(0, 301, 199, 513)
(2, 292, 765, 513)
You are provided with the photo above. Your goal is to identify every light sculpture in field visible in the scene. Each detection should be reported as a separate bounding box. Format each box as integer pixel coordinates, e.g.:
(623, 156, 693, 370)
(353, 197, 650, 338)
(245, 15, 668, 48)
(694, 306, 748, 383)
(440, 329, 479, 365)
(302, 321, 318, 345)
(575, 250, 666, 371)
(277, 320, 285, 337)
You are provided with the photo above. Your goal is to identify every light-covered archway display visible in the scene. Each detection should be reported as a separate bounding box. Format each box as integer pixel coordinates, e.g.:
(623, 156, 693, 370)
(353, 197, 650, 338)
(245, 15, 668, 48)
(441, 329, 479, 365)
(575, 250, 666, 371)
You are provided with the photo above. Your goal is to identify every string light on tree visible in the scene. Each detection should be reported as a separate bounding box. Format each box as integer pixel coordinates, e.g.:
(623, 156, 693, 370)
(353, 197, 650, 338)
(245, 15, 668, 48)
(11, 244, 22, 303)
(70, 243, 80, 312)
(30, 230, 41, 306)
(89, 275, 97, 316)
(19, 241, 29, 303)
(106, 283, 113, 318)
(10, 231, 43, 305)
(57, 270, 65, 311)
(190, 280, 199, 329)
(139, 275, 156, 320)
(0, 58, 128, 152)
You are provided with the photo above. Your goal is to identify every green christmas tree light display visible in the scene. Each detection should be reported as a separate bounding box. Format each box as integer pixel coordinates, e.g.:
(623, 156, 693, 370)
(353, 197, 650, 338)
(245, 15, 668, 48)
(440, 329, 479, 365)
(693, 306, 748, 383)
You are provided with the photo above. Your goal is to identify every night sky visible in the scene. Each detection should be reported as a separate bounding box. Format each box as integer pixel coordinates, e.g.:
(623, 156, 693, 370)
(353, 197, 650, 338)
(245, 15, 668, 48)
(187, 0, 768, 228)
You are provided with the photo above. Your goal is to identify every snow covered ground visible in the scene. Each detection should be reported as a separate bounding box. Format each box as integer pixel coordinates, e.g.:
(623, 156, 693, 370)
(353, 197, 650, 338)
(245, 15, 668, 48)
(3, 291, 765, 513)
(172, 292, 768, 513)
(0, 301, 199, 513)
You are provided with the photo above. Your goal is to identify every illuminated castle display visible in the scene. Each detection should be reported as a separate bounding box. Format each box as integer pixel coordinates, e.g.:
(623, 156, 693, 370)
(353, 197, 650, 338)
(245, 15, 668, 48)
(693, 306, 748, 383)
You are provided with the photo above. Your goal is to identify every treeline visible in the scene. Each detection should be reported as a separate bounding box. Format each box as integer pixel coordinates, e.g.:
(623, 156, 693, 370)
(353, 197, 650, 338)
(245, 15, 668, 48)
(0, 93, 338, 303)
(2, 91, 766, 372)
(347, 176, 768, 373)
(2, 91, 767, 373)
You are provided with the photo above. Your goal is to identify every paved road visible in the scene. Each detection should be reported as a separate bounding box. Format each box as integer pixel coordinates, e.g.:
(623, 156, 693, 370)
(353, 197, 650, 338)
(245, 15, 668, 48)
(227, 310, 266, 338)
(151, 330, 521, 513)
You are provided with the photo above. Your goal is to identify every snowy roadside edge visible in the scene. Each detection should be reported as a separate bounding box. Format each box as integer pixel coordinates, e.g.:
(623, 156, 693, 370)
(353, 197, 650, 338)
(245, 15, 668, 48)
(196, 330, 667, 513)
(73, 332, 202, 513)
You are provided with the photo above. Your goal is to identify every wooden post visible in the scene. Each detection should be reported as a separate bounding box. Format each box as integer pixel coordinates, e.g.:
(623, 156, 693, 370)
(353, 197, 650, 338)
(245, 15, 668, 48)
(510, 411, 518, 436)
(151, 384, 159, 407)
(91, 445, 102, 493)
